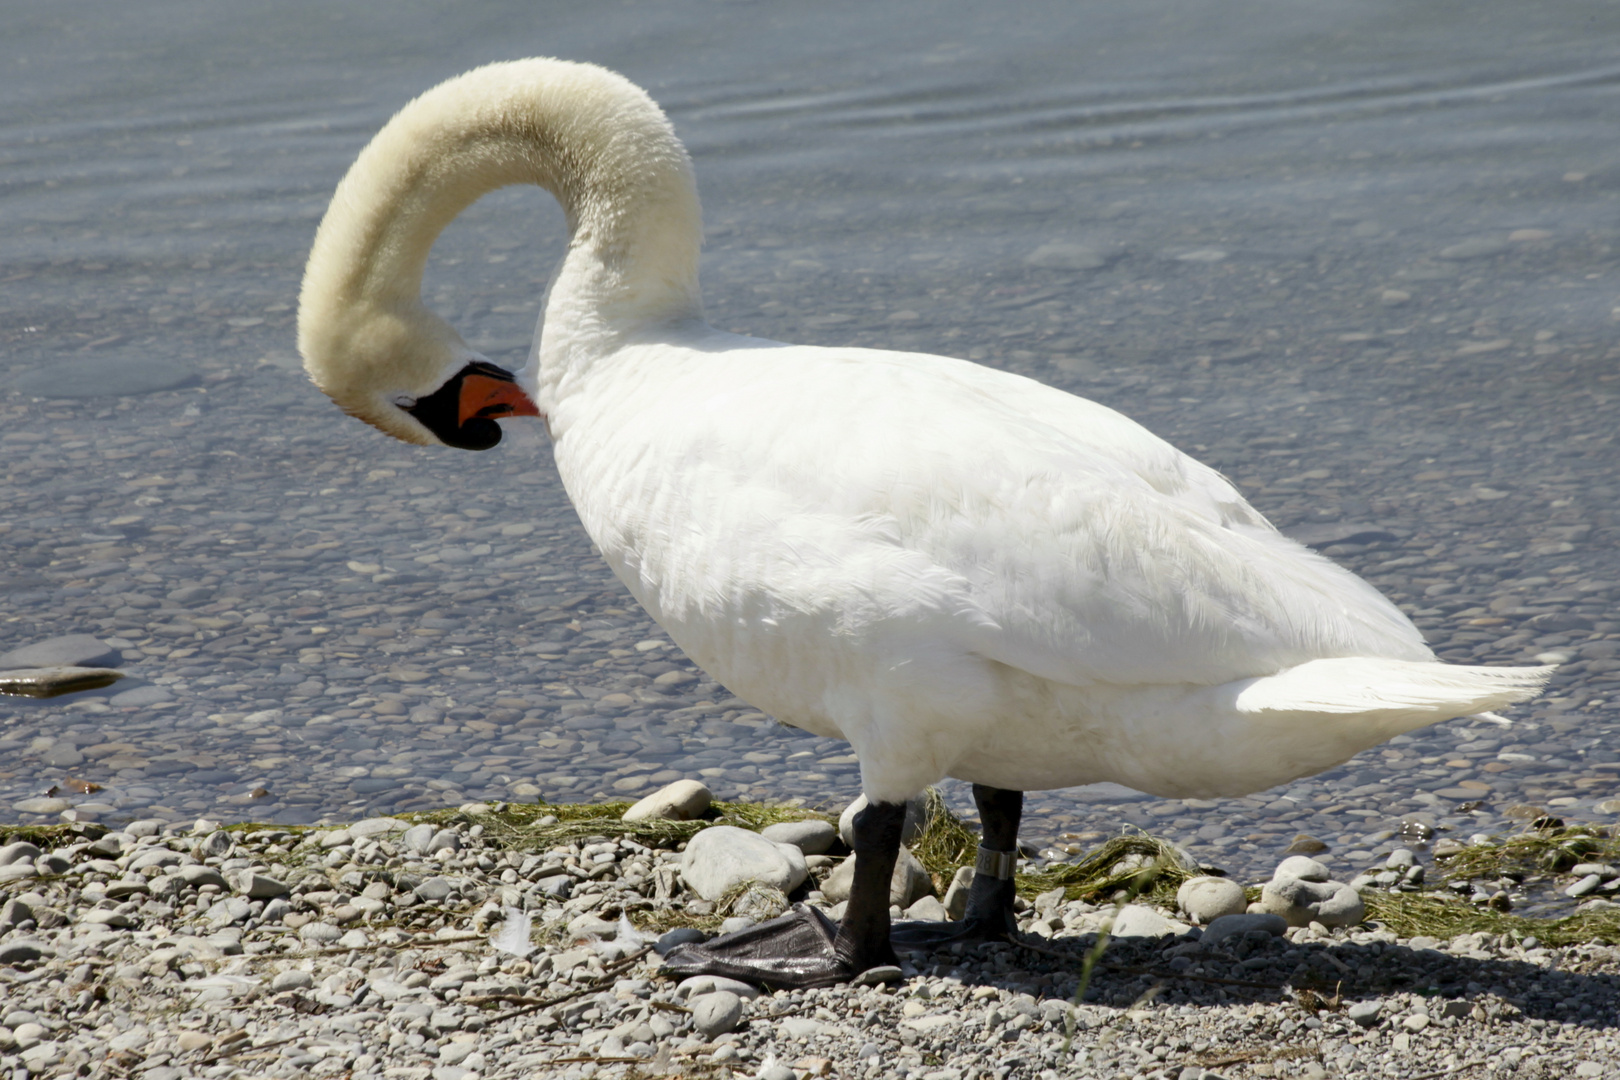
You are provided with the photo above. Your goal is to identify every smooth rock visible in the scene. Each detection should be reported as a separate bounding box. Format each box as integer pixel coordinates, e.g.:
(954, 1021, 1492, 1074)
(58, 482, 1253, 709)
(0, 939, 46, 964)
(10, 798, 70, 815)
(180, 865, 229, 889)
(819, 847, 933, 908)
(838, 794, 930, 848)
(760, 819, 837, 855)
(0, 634, 121, 670)
(271, 969, 315, 992)
(0, 842, 41, 867)
(1109, 904, 1187, 938)
(621, 779, 712, 822)
(1347, 1001, 1382, 1028)
(1438, 237, 1509, 260)
(1199, 913, 1288, 949)
(348, 817, 408, 838)
(231, 871, 289, 899)
(1176, 876, 1248, 924)
(689, 990, 744, 1038)
(1026, 241, 1112, 271)
(402, 823, 436, 854)
(298, 922, 343, 945)
(679, 826, 807, 900)
(1261, 873, 1365, 928)
(0, 898, 34, 928)
(9, 357, 199, 398)
(415, 877, 454, 902)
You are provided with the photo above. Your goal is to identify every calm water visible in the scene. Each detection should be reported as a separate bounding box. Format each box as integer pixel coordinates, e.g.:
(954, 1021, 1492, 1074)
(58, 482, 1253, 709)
(4, 1, 1619, 889)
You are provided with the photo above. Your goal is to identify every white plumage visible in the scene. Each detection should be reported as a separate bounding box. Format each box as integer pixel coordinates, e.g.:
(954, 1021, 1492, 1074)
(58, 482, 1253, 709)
(299, 58, 1552, 813)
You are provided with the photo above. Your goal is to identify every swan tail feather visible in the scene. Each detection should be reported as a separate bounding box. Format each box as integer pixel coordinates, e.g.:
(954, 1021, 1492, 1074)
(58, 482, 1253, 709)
(1233, 657, 1554, 730)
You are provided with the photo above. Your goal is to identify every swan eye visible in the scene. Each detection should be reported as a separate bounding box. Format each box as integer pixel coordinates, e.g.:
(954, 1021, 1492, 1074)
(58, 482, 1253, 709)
(391, 394, 417, 408)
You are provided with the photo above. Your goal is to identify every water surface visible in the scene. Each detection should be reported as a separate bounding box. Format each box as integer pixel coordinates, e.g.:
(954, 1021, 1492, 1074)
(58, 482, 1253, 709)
(3, 0, 1618, 892)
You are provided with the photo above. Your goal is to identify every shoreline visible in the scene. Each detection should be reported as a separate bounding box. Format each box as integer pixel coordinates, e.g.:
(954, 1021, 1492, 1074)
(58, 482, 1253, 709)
(4, 805, 1620, 1079)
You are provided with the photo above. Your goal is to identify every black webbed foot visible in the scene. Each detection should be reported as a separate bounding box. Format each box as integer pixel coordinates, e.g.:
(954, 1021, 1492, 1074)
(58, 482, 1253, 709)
(661, 904, 860, 990)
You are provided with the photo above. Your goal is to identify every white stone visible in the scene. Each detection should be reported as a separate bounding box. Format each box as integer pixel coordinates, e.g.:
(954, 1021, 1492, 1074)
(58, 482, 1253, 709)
(1176, 876, 1248, 924)
(679, 826, 807, 900)
(1108, 904, 1187, 938)
(348, 817, 408, 839)
(1260, 871, 1365, 928)
(622, 779, 712, 822)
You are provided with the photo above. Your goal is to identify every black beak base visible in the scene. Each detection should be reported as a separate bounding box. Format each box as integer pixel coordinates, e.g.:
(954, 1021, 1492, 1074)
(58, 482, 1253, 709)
(404, 361, 513, 451)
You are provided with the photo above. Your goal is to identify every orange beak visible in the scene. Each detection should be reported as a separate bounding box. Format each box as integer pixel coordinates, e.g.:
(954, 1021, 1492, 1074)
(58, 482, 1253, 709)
(458, 372, 542, 426)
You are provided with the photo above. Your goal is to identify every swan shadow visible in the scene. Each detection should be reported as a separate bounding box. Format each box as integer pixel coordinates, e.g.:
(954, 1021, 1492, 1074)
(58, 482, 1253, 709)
(900, 927, 1620, 1030)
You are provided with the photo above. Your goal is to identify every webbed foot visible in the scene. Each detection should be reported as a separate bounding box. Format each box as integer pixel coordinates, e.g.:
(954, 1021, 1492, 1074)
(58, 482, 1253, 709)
(662, 904, 877, 990)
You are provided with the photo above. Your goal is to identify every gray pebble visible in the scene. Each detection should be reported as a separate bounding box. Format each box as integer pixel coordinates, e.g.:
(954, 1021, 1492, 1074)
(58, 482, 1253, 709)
(1348, 1000, 1383, 1027)
(271, 969, 315, 992)
(689, 990, 744, 1038)
(0, 939, 46, 964)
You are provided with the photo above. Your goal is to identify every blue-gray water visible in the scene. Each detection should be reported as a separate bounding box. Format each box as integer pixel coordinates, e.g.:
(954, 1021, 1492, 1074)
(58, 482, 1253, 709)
(3, 0, 1618, 895)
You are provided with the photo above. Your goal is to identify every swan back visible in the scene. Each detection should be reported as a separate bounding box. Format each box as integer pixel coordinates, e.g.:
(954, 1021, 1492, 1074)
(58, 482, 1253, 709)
(297, 58, 702, 445)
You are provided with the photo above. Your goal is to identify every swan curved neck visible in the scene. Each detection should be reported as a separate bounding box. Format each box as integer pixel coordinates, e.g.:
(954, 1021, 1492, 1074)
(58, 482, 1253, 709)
(300, 59, 703, 379)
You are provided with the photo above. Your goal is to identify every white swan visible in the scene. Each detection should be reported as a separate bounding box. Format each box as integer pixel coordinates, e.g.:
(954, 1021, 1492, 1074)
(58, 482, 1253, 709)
(298, 58, 1552, 986)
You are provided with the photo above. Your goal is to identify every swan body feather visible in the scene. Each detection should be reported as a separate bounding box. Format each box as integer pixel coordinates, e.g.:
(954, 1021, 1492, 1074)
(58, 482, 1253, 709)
(299, 59, 1552, 807)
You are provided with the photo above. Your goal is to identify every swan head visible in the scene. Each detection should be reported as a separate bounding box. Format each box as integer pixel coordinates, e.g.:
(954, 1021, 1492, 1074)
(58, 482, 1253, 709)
(299, 299, 540, 451)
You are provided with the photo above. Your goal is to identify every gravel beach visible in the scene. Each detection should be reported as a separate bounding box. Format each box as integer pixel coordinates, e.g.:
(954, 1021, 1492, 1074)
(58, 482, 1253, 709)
(4, 807, 1620, 1080)
(5, 3, 1620, 1076)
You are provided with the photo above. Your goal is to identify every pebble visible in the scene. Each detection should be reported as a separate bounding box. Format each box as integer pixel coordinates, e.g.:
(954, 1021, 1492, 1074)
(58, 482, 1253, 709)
(689, 990, 744, 1037)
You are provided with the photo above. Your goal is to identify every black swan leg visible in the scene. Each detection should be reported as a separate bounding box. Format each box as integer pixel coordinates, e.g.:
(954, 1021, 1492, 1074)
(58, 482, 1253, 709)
(890, 784, 1024, 951)
(661, 799, 907, 989)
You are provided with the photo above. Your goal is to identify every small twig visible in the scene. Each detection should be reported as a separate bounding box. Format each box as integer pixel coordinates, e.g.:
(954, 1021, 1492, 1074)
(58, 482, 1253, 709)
(1188, 1044, 1317, 1068)
(1405, 1060, 1488, 1080)
(482, 946, 654, 1024)
(197, 1032, 306, 1066)
(1015, 934, 1287, 991)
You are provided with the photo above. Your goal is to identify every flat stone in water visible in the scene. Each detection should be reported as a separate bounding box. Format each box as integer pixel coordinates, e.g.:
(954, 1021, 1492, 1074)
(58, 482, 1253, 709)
(0, 634, 121, 670)
(9, 357, 199, 398)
